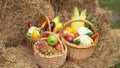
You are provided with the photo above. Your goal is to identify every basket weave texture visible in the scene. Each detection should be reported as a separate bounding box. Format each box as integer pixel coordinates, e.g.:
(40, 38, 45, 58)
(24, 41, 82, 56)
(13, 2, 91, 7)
(34, 31, 67, 68)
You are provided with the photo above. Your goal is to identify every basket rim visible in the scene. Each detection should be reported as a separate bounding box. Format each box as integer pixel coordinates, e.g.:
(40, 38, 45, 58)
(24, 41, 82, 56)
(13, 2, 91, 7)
(61, 34, 99, 49)
(60, 19, 99, 49)
(34, 42, 67, 58)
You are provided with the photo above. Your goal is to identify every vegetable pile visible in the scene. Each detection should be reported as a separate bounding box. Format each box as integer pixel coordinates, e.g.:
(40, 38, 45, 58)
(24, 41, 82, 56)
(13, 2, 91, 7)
(63, 7, 98, 48)
(27, 16, 62, 40)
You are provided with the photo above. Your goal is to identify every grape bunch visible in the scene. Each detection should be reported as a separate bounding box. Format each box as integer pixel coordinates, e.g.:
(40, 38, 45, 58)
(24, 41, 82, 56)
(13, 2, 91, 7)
(35, 40, 48, 51)
(35, 40, 61, 55)
(41, 47, 61, 55)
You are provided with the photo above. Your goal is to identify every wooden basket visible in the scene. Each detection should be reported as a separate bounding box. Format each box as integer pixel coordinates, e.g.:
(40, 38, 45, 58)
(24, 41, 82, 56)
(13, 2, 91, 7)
(60, 19, 99, 63)
(26, 15, 51, 51)
(33, 31, 67, 68)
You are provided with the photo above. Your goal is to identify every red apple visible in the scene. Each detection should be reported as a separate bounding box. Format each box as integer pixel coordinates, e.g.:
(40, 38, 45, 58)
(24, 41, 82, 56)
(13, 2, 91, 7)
(55, 43, 62, 52)
(42, 33, 49, 38)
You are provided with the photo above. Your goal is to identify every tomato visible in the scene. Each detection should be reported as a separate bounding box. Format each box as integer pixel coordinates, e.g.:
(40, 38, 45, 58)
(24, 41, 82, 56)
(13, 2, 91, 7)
(92, 33, 98, 41)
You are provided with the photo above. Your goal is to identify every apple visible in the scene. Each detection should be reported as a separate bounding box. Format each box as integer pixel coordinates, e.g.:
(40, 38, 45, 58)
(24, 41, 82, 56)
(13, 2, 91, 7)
(55, 43, 62, 52)
(63, 30, 75, 38)
(65, 35, 74, 43)
(47, 35, 59, 46)
(42, 33, 49, 38)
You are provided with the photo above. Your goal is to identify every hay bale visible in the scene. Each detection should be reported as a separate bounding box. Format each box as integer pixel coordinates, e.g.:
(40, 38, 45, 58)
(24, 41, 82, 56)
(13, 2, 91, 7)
(0, 46, 38, 68)
(94, 8, 112, 32)
(0, 41, 5, 54)
(49, 0, 98, 22)
(0, 0, 55, 47)
(0, 33, 6, 54)
(91, 8, 112, 44)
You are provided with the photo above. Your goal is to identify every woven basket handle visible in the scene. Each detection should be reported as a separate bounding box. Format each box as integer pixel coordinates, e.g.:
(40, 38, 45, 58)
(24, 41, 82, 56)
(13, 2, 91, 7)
(62, 19, 98, 35)
(38, 15, 51, 31)
(42, 31, 64, 52)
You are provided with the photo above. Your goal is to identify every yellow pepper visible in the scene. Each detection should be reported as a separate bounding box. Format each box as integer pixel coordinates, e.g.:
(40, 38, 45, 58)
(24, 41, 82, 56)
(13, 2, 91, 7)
(52, 16, 62, 33)
(66, 27, 76, 34)
(32, 29, 39, 40)
(53, 23, 62, 33)
(91, 38, 94, 44)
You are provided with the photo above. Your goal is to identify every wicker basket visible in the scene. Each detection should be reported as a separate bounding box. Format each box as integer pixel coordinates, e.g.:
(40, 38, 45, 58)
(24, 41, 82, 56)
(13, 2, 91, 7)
(60, 19, 99, 63)
(33, 31, 67, 68)
(26, 15, 51, 51)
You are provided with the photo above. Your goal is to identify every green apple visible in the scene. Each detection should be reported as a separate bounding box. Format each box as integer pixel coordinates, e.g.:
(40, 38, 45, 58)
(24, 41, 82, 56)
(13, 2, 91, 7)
(47, 35, 59, 46)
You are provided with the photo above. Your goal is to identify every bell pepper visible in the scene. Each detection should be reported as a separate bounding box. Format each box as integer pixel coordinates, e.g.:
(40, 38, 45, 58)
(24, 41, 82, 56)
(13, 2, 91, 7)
(53, 23, 62, 33)
(66, 27, 76, 34)
(52, 16, 63, 33)
(27, 26, 38, 37)
(28, 21, 31, 28)
(92, 33, 98, 41)
(32, 29, 39, 39)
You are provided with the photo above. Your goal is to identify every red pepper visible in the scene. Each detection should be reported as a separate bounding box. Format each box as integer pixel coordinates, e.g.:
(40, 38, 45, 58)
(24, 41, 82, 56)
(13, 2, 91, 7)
(92, 33, 98, 41)
(28, 21, 31, 28)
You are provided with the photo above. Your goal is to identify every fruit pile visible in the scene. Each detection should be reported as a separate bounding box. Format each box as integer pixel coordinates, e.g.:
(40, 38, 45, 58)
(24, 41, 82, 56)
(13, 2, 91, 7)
(27, 16, 62, 40)
(34, 33, 62, 55)
(62, 7, 98, 48)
